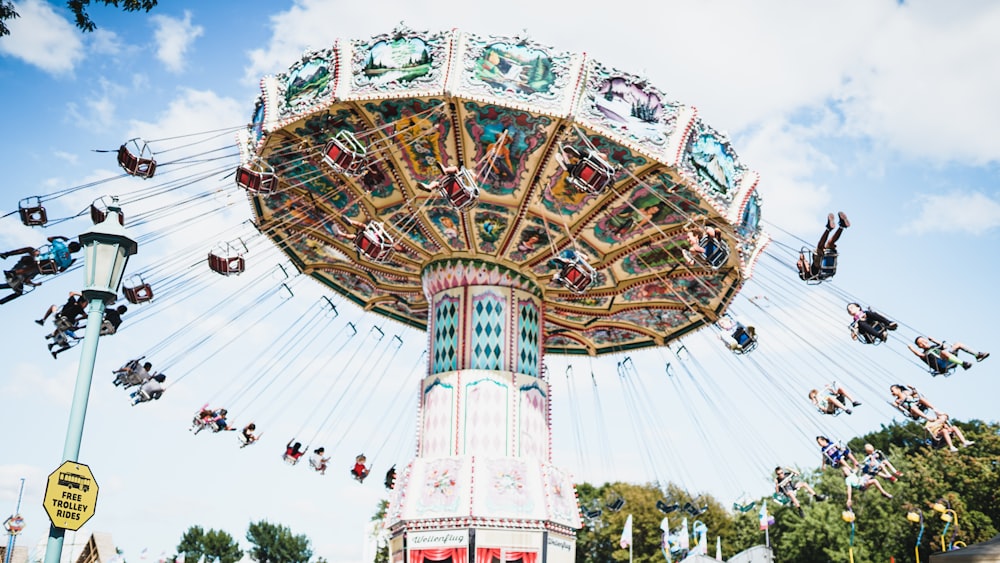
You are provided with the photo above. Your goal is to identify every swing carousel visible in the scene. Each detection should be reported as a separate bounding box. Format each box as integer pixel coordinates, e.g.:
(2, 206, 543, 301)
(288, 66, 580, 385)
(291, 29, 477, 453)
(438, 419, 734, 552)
(238, 25, 768, 563)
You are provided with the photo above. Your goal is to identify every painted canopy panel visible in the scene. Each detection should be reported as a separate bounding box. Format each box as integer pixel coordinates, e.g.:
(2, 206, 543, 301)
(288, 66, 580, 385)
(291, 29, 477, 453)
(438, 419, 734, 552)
(243, 26, 766, 355)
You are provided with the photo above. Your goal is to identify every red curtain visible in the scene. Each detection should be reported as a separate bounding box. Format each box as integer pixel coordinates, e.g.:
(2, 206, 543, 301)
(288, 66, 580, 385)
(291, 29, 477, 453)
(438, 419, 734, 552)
(474, 548, 537, 563)
(410, 547, 468, 563)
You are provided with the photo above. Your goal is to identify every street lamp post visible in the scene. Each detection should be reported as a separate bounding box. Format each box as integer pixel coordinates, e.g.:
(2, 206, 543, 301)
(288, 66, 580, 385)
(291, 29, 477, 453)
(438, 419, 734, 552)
(906, 509, 925, 563)
(43, 203, 137, 563)
(932, 501, 960, 552)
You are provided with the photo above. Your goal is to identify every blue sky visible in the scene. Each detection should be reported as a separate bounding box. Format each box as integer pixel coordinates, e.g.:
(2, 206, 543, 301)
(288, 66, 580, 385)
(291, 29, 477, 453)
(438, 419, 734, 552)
(1, 1, 999, 562)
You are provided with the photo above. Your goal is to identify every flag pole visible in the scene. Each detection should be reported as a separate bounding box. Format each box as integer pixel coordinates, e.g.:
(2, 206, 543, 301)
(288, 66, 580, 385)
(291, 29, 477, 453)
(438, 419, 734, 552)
(630, 538, 633, 563)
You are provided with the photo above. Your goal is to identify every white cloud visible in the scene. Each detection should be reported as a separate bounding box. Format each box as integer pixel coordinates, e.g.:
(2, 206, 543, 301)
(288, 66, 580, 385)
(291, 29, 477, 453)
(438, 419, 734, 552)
(65, 77, 125, 131)
(244, 0, 1000, 168)
(737, 116, 839, 233)
(151, 10, 204, 73)
(88, 28, 123, 56)
(899, 191, 1000, 235)
(128, 87, 244, 142)
(53, 150, 79, 165)
(0, 0, 84, 74)
(835, 3, 1000, 165)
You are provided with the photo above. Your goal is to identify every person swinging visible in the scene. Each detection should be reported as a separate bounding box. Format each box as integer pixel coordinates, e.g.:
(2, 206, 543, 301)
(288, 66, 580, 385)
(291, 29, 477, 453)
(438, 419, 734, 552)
(797, 212, 848, 282)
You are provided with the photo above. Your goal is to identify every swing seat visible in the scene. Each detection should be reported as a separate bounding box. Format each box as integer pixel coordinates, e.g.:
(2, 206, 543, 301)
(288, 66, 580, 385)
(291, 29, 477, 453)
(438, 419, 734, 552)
(90, 198, 125, 226)
(100, 319, 119, 336)
(926, 356, 956, 377)
(557, 257, 596, 294)
(117, 139, 157, 179)
(354, 222, 394, 262)
(438, 167, 480, 210)
(733, 500, 757, 513)
(565, 148, 615, 194)
(123, 277, 154, 304)
(113, 365, 146, 388)
(850, 320, 886, 346)
(191, 416, 212, 435)
(583, 506, 603, 520)
(323, 131, 367, 176)
(50, 326, 80, 348)
(731, 327, 758, 354)
(683, 502, 707, 516)
(208, 252, 245, 276)
(700, 235, 730, 269)
(605, 496, 625, 512)
(35, 258, 59, 276)
(236, 159, 278, 194)
(18, 197, 47, 227)
(771, 492, 791, 506)
(34, 245, 59, 275)
(130, 388, 162, 405)
(799, 247, 838, 284)
(656, 500, 680, 514)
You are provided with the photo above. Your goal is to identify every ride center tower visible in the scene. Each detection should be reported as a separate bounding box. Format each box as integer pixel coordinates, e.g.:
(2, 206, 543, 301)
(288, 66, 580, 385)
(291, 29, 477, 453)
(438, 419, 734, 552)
(239, 25, 767, 563)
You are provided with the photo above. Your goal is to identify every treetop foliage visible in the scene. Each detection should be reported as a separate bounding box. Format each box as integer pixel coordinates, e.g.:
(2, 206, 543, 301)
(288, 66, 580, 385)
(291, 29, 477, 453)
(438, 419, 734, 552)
(0, 0, 158, 37)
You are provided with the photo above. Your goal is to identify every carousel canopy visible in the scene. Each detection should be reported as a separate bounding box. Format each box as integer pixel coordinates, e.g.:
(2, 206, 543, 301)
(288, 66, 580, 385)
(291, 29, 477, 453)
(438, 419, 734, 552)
(240, 25, 768, 355)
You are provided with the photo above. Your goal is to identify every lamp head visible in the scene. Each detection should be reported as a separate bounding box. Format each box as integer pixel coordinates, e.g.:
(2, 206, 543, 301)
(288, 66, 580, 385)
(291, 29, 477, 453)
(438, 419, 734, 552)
(78, 200, 138, 303)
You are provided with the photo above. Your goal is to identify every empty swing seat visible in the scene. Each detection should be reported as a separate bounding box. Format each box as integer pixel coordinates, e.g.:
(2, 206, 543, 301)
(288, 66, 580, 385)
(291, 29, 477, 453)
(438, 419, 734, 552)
(605, 496, 625, 512)
(657, 500, 680, 514)
(208, 252, 245, 276)
(354, 222, 394, 262)
(558, 258, 596, 294)
(90, 200, 125, 226)
(323, 131, 367, 176)
(566, 149, 615, 194)
(438, 167, 480, 209)
(235, 159, 278, 194)
(117, 140, 157, 179)
(18, 197, 47, 226)
(123, 281, 154, 304)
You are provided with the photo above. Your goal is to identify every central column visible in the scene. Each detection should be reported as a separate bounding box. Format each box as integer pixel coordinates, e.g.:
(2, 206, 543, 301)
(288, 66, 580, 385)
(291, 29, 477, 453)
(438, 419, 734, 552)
(421, 258, 545, 459)
(383, 258, 580, 563)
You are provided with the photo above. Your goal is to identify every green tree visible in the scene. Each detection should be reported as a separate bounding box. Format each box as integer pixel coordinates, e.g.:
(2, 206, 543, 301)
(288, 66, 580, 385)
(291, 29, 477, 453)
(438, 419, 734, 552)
(372, 499, 389, 563)
(767, 418, 1000, 563)
(246, 520, 313, 563)
(0, 0, 158, 37)
(176, 526, 242, 563)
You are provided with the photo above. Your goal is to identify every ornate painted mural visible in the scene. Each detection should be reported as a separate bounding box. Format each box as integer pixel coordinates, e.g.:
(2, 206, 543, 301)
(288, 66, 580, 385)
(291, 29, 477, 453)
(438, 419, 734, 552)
(243, 28, 766, 355)
(274, 47, 338, 119)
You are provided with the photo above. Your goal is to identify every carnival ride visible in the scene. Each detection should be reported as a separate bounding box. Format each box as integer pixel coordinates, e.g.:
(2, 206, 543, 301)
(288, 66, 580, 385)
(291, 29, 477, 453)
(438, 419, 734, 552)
(0, 24, 993, 563)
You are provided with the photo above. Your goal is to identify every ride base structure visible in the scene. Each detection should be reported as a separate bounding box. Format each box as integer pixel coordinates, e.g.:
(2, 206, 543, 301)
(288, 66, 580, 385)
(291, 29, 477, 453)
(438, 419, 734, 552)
(239, 26, 767, 563)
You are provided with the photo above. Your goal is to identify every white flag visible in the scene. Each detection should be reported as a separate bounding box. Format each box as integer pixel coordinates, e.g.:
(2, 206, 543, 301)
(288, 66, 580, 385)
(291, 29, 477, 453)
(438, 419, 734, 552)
(620, 514, 633, 549)
(660, 517, 672, 563)
(679, 518, 690, 550)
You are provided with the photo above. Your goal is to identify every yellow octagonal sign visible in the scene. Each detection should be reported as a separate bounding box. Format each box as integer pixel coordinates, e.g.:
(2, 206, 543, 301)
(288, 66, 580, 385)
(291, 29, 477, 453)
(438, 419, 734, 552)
(44, 461, 98, 531)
